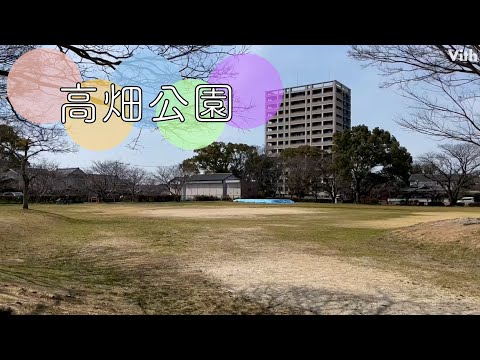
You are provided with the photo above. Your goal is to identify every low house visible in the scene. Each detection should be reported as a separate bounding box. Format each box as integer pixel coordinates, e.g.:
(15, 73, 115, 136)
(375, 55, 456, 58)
(180, 173, 241, 200)
(393, 173, 480, 205)
(0, 168, 21, 192)
(408, 174, 455, 189)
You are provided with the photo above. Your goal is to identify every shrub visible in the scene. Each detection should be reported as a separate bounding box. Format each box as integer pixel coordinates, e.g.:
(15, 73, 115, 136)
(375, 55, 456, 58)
(427, 201, 445, 206)
(468, 202, 480, 207)
(137, 194, 178, 202)
(193, 195, 220, 201)
(0, 195, 23, 204)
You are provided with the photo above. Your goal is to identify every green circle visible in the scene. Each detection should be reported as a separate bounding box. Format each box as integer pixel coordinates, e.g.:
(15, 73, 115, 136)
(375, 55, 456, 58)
(156, 79, 225, 150)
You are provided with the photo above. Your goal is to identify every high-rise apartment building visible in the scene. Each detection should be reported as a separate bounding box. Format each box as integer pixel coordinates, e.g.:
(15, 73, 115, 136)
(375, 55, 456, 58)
(265, 80, 351, 155)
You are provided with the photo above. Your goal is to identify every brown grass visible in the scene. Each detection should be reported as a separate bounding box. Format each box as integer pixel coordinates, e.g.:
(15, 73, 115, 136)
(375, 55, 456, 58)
(1, 202, 479, 314)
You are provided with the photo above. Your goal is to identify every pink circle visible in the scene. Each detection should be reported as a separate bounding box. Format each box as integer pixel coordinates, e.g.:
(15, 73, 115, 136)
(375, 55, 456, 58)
(208, 54, 283, 129)
(7, 48, 82, 124)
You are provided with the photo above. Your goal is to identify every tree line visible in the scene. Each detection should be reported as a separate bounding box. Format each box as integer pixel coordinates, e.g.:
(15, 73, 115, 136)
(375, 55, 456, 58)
(3, 123, 480, 207)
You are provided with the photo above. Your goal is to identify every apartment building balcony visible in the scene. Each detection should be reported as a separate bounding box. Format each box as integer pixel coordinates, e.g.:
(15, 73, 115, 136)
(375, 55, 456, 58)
(311, 108, 324, 115)
(266, 128, 285, 134)
(290, 118, 307, 126)
(290, 133, 306, 139)
(288, 142, 307, 148)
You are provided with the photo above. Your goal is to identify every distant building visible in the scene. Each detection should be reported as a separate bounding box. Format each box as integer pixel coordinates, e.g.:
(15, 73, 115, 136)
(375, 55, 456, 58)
(390, 174, 480, 205)
(265, 80, 351, 155)
(408, 174, 453, 189)
(0, 168, 21, 192)
(179, 173, 241, 200)
(265, 80, 352, 196)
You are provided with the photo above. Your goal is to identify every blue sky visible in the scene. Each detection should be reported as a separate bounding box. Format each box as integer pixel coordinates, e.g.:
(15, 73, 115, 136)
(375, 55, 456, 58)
(47, 45, 440, 170)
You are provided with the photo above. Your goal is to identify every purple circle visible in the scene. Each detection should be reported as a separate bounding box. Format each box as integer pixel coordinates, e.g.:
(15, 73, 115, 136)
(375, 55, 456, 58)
(208, 54, 283, 129)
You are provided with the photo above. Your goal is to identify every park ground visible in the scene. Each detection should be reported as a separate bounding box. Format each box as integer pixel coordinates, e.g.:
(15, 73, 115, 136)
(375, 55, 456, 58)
(0, 202, 479, 314)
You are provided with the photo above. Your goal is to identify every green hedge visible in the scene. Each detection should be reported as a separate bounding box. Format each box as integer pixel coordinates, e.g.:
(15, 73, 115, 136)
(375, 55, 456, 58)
(0, 195, 23, 204)
(193, 195, 221, 201)
(137, 194, 179, 202)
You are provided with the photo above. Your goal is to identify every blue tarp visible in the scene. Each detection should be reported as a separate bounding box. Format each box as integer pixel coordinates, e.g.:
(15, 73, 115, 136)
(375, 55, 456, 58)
(233, 199, 295, 204)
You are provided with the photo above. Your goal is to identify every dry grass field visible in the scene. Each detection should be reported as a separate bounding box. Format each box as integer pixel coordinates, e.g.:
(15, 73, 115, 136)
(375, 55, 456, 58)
(0, 202, 479, 314)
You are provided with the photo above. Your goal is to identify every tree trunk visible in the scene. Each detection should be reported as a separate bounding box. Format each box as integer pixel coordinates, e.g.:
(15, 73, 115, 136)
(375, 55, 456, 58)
(447, 189, 457, 206)
(331, 193, 336, 203)
(22, 173, 29, 210)
(331, 182, 337, 203)
(354, 177, 361, 204)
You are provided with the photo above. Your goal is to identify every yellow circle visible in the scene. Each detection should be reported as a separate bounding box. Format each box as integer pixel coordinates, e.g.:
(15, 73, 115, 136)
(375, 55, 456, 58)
(64, 79, 133, 151)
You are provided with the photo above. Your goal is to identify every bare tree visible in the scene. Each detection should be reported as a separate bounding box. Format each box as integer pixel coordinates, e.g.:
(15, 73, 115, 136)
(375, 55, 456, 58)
(317, 152, 340, 202)
(1, 45, 248, 150)
(29, 160, 59, 202)
(349, 45, 480, 147)
(124, 166, 147, 201)
(243, 147, 283, 198)
(154, 165, 190, 201)
(86, 160, 128, 202)
(281, 146, 323, 199)
(1, 45, 248, 80)
(0, 120, 75, 209)
(417, 143, 480, 205)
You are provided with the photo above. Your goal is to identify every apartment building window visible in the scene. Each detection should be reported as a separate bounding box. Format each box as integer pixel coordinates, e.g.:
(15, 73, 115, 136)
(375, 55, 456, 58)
(290, 92, 304, 98)
(291, 100, 304, 106)
(324, 87, 333, 93)
(323, 96, 333, 101)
